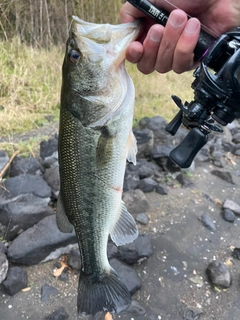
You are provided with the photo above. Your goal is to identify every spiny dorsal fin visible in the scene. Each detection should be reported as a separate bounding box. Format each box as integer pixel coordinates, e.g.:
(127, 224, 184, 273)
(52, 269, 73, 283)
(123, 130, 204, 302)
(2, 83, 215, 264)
(56, 192, 73, 233)
(110, 201, 138, 246)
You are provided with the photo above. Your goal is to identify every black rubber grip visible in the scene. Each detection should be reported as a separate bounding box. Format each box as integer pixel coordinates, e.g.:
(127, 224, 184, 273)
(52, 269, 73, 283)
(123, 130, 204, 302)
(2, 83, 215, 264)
(169, 128, 208, 168)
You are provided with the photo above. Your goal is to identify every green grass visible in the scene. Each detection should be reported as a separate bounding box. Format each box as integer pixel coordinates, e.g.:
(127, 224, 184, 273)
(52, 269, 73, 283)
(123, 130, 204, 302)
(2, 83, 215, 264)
(0, 38, 195, 155)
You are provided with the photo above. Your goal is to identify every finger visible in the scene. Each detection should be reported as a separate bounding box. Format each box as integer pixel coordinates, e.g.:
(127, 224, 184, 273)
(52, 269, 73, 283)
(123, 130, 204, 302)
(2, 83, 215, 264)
(125, 41, 144, 64)
(120, 2, 146, 23)
(155, 9, 188, 73)
(137, 24, 164, 74)
(172, 18, 200, 73)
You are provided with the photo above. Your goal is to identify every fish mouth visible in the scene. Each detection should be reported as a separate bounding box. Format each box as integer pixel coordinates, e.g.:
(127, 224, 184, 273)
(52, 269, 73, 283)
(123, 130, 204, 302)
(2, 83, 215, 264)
(70, 16, 141, 66)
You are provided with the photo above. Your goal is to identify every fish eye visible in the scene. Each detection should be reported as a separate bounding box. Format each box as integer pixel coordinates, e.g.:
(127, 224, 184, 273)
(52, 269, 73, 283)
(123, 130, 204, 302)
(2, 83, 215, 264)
(69, 49, 81, 63)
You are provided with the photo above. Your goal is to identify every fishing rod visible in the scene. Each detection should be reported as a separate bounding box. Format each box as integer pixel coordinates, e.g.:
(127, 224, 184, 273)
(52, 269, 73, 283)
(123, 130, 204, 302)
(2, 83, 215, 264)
(127, 0, 240, 168)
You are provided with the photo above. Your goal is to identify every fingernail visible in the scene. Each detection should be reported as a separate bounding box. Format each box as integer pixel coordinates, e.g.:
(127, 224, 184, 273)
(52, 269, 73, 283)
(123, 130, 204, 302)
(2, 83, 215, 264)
(169, 11, 186, 29)
(184, 18, 199, 35)
(149, 28, 162, 42)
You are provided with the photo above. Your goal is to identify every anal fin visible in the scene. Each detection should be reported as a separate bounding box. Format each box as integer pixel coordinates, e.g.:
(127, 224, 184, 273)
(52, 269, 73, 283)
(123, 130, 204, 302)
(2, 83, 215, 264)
(110, 201, 138, 246)
(56, 192, 73, 233)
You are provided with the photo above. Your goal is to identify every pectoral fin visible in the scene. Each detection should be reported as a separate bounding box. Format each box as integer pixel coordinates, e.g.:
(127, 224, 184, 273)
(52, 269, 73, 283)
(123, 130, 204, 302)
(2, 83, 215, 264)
(127, 131, 137, 165)
(110, 201, 138, 246)
(56, 193, 73, 233)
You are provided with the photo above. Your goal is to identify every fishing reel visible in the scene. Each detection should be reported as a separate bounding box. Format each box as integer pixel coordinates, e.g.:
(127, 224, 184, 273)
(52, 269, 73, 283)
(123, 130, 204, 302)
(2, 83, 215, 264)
(165, 29, 240, 168)
(126, 0, 240, 168)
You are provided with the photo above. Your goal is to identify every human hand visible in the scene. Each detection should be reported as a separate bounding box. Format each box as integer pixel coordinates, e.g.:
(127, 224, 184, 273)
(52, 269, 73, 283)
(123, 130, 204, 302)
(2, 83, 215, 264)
(120, 0, 240, 74)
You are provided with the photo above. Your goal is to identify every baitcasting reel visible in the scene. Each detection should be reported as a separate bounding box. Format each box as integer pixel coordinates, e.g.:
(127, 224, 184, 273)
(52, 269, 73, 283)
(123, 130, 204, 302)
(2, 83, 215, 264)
(127, 0, 240, 168)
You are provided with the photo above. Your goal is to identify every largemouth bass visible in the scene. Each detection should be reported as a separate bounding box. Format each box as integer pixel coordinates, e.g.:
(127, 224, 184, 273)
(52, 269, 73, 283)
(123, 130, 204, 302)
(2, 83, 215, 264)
(57, 16, 140, 316)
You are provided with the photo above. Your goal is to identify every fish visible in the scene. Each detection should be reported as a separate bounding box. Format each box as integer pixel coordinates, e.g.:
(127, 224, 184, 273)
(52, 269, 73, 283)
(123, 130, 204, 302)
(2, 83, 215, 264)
(57, 16, 141, 317)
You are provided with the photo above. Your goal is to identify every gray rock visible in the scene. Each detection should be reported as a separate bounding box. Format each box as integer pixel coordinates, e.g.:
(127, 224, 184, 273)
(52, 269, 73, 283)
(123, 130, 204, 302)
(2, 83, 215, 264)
(135, 213, 149, 225)
(176, 173, 194, 188)
(44, 307, 69, 320)
(0, 174, 52, 199)
(133, 128, 154, 158)
(117, 234, 153, 265)
(206, 260, 232, 289)
(2, 266, 28, 296)
(137, 159, 161, 179)
(211, 170, 234, 184)
(40, 134, 58, 160)
(155, 184, 168, 195)
(110, 258, 141, 295)
(122, 189, 150, 214)
(0, 241, 7, 254)
(107, 241, 118, 260)
(0, 252, 8, 284)
(138, 177, 158, 193)
(7, 215, 77, 265)
(223, 199, 240, 215)
(9, 156, 44, 177)
(68, 249, 81, 272)
(222, 209, 236, 222)
(123, 171, 140, 192)
(0, 151, 9, 175)
(41, 284, 59, 302)
(121, 300, 146, 316)
(201, 214, 216, 232)
(43, 162, 60, 199)
(0, 195, 54, 241)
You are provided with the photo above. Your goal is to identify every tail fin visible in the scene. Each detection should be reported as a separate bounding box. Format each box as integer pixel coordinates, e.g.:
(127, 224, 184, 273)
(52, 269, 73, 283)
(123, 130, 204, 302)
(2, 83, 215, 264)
(77, 268, 131, 316)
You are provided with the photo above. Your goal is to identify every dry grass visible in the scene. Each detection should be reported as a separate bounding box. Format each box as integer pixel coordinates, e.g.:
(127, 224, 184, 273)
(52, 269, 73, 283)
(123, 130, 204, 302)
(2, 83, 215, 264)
(0, 38, 62, 136)
(0, 38, 195, 154)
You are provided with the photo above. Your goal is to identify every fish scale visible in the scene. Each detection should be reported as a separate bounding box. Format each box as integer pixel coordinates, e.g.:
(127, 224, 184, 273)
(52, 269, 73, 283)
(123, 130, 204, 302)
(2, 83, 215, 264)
(57, 17, 141, 316)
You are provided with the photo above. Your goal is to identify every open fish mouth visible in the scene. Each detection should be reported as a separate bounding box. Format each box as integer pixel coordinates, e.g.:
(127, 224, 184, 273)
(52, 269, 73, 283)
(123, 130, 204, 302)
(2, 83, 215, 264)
(70, 16, 141, 65)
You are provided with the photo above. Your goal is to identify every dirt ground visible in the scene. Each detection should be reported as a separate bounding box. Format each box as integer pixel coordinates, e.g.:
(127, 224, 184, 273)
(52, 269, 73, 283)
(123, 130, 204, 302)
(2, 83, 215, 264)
(1, 147, 240, 320)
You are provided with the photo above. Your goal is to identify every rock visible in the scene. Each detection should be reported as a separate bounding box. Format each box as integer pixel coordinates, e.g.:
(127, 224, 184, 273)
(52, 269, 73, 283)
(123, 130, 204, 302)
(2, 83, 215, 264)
(121, 300, 146, 316)
(68, 249, 81, 271)
(58, 268, 69, 282)
(222, 208, 236, 222)
(211, 170, 234, 184)
(195, 147, 210, 163)
(122, 189, 150, 214)
(110, 258, 141, 295)
(44, 307, 69, 320)
(137, 159, 161, 179)
(135, 213, 149, 225)
(138, 177, 158, 193)
(155, 184, 168, 195)
(0, 151, 9, 175)
(7, 215, 77, 265)
(0, 241, 7, 254)
(0, 252, 8, 284)
(175, 173, 194, 188)
(9, 156, 44, 177)
(232, 247, 240, 260)
(123, 171, 140, 192)
(107, 241, 118, 259)
(40, 134, 58, 160)
(181, 306, 203, 320)
(43, 162, 60, 199)
(117, 234, 153, 265)
(222, 199, 240, 215)
(201, 214, 216, 232)
(2, 266, 28, 296)
(0, 174, 52, 199)
(133, 128, 154, 158)
(41, 284, 59, 302)
(0, 194, 54, 241)
(232, 143, 240, 156)
(206, 260, 232, 289)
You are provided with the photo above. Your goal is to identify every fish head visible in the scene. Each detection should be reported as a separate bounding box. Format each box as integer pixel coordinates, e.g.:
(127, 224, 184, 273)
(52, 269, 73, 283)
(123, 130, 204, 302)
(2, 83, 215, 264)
(61, 17, 141, 126)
